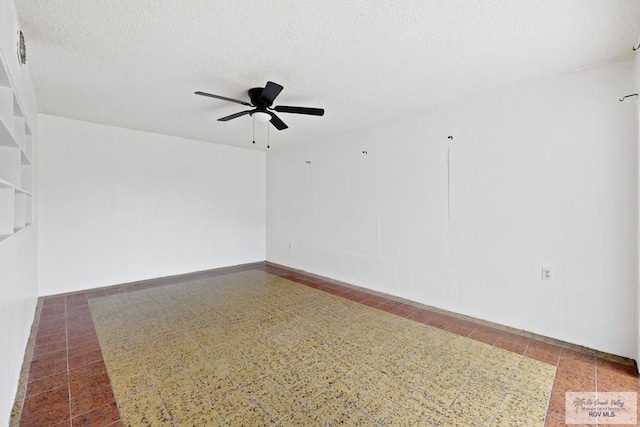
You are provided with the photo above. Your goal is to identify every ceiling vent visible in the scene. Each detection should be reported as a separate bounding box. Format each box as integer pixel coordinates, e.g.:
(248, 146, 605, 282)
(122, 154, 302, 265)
(17, 31, 26, 65)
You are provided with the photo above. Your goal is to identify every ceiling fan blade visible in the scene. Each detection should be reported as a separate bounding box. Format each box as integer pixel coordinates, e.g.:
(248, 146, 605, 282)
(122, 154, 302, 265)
(260, 81, 284, 104)
(218, 110, 254, 121)
(273, 106, 325, 116)
(268, 112, 288, 130)
(195, 91, 252, 107)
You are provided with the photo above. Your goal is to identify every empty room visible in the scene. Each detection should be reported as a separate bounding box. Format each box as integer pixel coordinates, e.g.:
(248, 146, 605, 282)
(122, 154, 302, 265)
(2, 1, 640, 426)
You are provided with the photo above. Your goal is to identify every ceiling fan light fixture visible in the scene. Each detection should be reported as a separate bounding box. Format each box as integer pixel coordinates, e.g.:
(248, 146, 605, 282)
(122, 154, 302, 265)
(253, 111, 271, 123)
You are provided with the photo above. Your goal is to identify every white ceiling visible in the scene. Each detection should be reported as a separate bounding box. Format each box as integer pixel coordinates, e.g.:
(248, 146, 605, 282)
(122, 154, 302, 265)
(16, 1, 640, 150)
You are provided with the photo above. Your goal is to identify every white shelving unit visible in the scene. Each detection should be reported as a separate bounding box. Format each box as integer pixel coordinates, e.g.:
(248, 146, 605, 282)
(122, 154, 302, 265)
(0, 54, 33, 242)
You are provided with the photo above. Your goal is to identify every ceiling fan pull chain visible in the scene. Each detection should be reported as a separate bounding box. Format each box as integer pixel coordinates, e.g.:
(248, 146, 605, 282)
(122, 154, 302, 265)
(267, 123, 270, 149)
(252, 117, 256, 144)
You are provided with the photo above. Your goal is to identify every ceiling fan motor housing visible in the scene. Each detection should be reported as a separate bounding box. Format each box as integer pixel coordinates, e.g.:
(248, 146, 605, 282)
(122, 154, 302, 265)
(249, 87, 272, 108)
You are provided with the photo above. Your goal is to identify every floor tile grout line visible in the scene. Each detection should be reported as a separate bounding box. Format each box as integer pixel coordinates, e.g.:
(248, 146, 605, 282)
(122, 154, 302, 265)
(490, 354, 522, 425)
(66, 295, 123, 426)
(541, 366, 558, 427)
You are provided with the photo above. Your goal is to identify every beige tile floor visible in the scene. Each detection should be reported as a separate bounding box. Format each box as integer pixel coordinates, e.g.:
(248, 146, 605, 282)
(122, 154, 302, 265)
(89, 270, 556, 426)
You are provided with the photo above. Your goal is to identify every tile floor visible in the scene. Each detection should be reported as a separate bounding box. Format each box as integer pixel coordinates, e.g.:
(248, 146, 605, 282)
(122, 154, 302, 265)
(10, 262, 640, 426)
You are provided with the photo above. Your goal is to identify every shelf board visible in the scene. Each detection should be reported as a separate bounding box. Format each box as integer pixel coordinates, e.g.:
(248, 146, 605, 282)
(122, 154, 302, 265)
(0, 223, 33, 244)
(0, 176, 14, 189)
(14, 187, 31, 195)
(2, 224, 33, 242)
(14, 224, 32, 235)
(0, 176, 31, 194)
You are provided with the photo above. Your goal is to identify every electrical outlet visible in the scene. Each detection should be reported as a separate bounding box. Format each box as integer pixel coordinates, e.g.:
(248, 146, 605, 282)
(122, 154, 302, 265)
(542, 267, 552, 281)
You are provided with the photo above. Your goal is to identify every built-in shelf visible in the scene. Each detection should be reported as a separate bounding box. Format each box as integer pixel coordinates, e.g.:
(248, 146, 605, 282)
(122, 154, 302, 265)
(0, 50, 34, 243)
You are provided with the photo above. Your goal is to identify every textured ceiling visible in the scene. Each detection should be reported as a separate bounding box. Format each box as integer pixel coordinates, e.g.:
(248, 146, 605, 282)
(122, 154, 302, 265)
(16, 1, 640, 150)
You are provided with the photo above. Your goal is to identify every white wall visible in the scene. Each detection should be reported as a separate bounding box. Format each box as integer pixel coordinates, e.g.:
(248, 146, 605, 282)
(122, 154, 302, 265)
(38, 115, 265, 295)
(267, 58, 637, 359)
(0, 0, 38, 425)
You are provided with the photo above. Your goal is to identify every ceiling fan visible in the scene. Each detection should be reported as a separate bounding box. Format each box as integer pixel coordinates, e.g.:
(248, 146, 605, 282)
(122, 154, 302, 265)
(195, 81, 324, 131)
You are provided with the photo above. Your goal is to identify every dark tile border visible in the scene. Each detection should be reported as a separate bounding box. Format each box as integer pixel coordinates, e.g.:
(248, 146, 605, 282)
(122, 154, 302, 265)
(12, 261, 640, 426)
